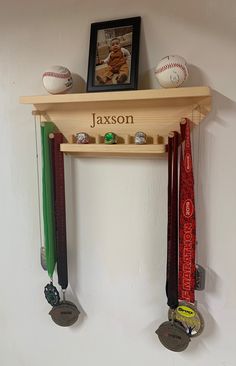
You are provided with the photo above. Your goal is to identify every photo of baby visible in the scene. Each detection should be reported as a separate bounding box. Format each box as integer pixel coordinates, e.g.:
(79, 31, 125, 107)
(95, 26, 133, 86)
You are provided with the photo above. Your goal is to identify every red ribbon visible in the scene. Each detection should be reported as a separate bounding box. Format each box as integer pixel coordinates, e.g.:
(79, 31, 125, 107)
(178, 119, 196, 303)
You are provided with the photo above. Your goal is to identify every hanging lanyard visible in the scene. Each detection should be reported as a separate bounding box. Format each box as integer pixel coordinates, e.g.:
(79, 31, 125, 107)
(156, 130, 190, 352)
(41, 123, 57, 279)
(178, 119, 196, 304)
(46, 132, 80, 327)
(166, 131, 179, 309)
(52, 133, 68, 290)
(157, 119, 204, 348)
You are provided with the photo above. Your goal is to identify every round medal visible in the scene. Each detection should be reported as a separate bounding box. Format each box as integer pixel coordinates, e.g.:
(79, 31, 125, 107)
(168, 302, 204, 337)
(156, 321, 190, 352)
(49, 301, 80, 327)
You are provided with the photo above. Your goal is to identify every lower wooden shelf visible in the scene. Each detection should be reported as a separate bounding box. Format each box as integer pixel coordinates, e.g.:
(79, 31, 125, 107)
(60, 143, 166, 157)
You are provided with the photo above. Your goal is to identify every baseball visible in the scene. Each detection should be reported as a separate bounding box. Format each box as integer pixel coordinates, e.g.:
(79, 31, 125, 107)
(155, 55, 189, 88)
(42, 65, 73, 94)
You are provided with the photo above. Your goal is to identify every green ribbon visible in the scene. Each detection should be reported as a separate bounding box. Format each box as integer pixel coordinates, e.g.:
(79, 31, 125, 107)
(41, 122, 57, 278)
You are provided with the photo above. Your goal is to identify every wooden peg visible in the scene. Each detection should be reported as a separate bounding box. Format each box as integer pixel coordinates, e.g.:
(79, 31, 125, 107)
(96, 135, 102, 144)
(168, 132, 175, 138)
(124, 135, 131, 144)
(32, 110, 42, 116)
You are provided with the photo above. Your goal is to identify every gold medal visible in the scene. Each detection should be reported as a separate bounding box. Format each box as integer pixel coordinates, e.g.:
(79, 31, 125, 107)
(168, 302, 204, 337)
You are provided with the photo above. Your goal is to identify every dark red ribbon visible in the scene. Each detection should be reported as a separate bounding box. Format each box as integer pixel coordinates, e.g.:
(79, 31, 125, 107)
(51, 133, 68, 290)
(178, 119, 196, 303)
(166, 132, 179, 309)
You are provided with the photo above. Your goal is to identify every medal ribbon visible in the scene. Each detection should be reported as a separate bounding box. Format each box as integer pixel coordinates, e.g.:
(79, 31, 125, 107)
(41, 123, 57, 279)
(166, 132, 179, 309)
(178, 119, 196, 303)
(51, 133, 68, 290)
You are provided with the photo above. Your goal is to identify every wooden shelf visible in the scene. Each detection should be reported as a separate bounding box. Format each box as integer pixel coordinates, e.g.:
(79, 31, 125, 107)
(60, 143, 166, 157)
(20, 86, 210, 105)
(20, 87, 211, 157)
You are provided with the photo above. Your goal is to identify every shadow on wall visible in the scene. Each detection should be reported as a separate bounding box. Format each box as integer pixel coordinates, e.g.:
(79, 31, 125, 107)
(139, 61, 210, 90)
(138, 15, 211, 91)
(153, 0, 236, 41)
(70, 73, 86, 93)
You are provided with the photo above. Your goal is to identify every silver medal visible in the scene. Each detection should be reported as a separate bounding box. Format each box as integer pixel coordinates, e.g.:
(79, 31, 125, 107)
(156, 321, 190, 352)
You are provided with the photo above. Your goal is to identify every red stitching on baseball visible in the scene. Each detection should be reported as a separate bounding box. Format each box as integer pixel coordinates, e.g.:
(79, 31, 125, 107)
(155, 63, 187, 80)
(42, 71, 71, 79)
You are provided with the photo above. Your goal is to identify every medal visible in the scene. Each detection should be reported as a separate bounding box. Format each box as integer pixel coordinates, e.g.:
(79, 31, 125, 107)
(49, 133, 80, 326)
(41, 123, 58, 316)
(49, 291, 80, 327)
(157, 120, 205, 350)
(168, 302, 204, 337)
(156, 132, 190, 351)
(174, 119, 204, 337)
(156, 321, 190, 352)
(157, 308, 190, 352)
(44, 282, 60, 306)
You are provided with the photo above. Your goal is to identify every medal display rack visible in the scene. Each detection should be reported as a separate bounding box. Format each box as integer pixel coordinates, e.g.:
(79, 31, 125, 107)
(20, 87, 211, 157)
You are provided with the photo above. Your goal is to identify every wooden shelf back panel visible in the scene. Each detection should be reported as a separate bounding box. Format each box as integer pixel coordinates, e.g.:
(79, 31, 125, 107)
(20, 87, 211, 157)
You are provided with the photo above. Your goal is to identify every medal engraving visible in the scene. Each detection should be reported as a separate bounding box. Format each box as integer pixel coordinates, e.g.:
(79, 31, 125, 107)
(169, 302, 204, 337)
(49, 301, 80, 327)
(156, 321, 190, 352)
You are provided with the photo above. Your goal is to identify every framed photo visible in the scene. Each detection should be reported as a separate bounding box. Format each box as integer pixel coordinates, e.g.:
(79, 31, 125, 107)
(87, 17, 141, 92)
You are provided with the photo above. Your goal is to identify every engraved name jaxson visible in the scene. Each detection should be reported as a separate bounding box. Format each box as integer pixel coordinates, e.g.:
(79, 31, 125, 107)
(90, 113, 134, 128)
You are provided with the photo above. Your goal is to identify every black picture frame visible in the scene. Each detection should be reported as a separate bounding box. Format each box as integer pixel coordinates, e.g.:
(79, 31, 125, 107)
(87, 16, 141, 92)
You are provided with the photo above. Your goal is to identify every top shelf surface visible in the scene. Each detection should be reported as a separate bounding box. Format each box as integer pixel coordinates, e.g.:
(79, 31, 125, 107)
(20, 86, 211, 105)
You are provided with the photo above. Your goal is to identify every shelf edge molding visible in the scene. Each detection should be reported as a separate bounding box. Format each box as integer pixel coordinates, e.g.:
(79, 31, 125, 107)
(60, 143, 166, 157)
(20, 86, 211, 105)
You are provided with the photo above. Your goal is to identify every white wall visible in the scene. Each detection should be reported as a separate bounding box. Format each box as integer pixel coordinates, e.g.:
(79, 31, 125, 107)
(0, 1, 236, 365)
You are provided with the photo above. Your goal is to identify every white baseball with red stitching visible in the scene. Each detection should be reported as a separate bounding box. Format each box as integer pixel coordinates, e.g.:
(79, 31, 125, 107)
(155, 55, 189, 88)
(42, 65, 73, 94)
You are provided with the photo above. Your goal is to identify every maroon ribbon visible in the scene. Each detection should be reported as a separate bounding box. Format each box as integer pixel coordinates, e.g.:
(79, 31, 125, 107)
(51, 133, 68, 290)
(166, 132, 179, 309)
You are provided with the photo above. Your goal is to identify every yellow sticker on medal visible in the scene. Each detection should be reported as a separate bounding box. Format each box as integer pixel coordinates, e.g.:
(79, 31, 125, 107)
(177, 305, 196, 318)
